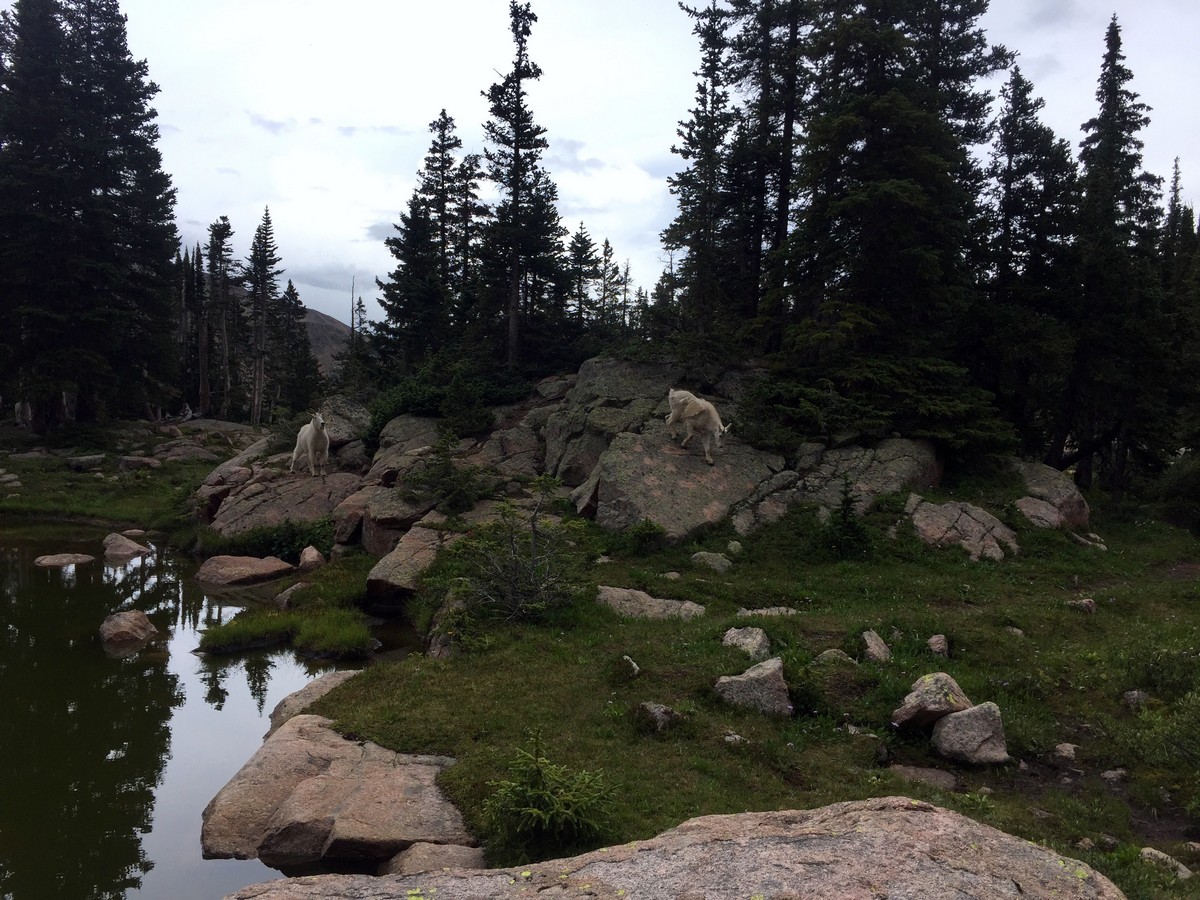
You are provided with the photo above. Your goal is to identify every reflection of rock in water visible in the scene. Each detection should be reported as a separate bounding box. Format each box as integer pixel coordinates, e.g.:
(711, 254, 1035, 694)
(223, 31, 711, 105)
(0, 532, 183, 899)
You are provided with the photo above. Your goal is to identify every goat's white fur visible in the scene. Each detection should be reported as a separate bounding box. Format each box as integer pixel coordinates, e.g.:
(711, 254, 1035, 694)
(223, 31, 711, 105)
(290, 412, 330, 477)
(665, 388, 730, 465)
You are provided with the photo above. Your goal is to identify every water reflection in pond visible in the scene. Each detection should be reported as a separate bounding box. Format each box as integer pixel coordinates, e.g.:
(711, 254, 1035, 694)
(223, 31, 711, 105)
(0, 527, 401, 900)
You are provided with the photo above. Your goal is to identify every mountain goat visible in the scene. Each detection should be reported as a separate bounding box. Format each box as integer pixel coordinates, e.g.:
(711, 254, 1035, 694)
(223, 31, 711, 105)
(290, 412, 330, 477)
(665, 388, 730, 465)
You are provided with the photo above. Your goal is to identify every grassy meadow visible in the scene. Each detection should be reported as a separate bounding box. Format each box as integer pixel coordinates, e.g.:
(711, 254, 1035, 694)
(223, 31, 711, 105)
(3, 421, 1199, 896)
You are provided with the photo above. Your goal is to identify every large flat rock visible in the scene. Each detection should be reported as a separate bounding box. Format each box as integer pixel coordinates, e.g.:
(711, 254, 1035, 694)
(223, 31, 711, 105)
(202, 715, 470, 869)
(209, 473, 362, 537)
(226, 796, 1124, 899)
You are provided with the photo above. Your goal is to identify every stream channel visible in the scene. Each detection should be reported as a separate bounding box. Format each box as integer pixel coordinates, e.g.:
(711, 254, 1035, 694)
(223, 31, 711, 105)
(0, 524, 417, 900)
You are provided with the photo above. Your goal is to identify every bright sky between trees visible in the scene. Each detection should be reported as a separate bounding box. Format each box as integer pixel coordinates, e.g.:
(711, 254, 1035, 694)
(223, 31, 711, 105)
(5, 0, 1198, 324)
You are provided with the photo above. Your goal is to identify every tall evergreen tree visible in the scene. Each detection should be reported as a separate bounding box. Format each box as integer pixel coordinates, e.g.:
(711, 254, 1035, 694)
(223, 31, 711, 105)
(272, 279, 321, 416)
(662, 1, 736, 344)
(480, 0, 556, 369)
(0, 0, 176, 426)
(977, 66, 1080, 453)
(243, 206, 283, 425)
(778, 0, 1010, 449)
(1058, 15, 1165, 492)
(204, 216, 239, 418)
(566, 221, 599, 322)
(374, 191, 448, 375)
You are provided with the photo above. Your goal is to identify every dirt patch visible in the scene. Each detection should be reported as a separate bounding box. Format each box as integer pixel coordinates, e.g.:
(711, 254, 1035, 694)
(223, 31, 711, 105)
(1166, 561, 1200, 581)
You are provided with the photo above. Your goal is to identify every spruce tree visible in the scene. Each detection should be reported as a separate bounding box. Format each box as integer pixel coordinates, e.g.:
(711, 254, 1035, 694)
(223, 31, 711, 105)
(481, 0, 555, 369)
(204, 216, 240, 418)
(566, 222, 599, 322)
(1062, 15, 1165, 493)
(779, 0, 1010, 450)
(978, 66, 1080, 453)
(0, 0, 177, 425)
(661, 1, 736, 345)
(243, 207, 283, 425)
(375, 191, 448, 375)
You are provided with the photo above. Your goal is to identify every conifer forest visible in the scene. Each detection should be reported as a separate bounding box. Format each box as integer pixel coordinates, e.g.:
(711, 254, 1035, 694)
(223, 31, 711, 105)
(2, 0, 1199, 506)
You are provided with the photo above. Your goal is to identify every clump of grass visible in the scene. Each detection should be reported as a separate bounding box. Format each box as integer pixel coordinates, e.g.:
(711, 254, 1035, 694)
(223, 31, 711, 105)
(193, 518, 335, 563)
(198, 610, 298, 654)
(294, 608, 377, 659)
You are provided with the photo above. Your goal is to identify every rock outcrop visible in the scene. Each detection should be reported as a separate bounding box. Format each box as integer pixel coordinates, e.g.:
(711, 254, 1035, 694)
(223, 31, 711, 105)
(226, 796, 1124, 900)
(596, 585, 705, 620)
(907, 494, 1019, 561)
(1016, 460, 1090, 529)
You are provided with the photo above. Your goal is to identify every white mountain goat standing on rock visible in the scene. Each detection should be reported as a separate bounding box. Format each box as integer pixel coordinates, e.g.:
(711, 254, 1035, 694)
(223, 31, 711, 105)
(665, 388, 731, 465)
(290, 412, 330, 477)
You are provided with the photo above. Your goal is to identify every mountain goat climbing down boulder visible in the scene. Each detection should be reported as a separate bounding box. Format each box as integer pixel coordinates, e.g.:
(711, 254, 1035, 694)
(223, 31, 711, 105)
(290, 412, 330, 477)
(665, 388, 730, 465)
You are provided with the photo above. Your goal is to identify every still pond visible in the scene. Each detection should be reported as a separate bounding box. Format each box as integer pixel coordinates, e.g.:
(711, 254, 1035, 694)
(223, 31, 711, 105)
(0, 525, 409, 900)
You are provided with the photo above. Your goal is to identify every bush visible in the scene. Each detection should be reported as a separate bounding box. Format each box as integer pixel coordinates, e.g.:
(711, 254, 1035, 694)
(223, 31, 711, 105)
(404, 433, 498, 514)
(604, 518, 669, 557)
(482, 732, 614, 862)
(1150, 454, 1200, 533)
(445, 483, 592, 624)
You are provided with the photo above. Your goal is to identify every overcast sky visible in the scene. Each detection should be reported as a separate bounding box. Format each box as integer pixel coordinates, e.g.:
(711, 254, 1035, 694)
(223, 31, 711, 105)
(7, 1, 1199, 325)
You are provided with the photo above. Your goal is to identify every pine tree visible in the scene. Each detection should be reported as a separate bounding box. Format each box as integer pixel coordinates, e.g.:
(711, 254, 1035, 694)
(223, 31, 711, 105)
(243, 207, 283, 425)
(480, 0, 556, 369)
(977, 66, 1080, 453)
(0, 0, 177, 425)
(204, 216, 239, 418)
(375, 191, 448, 375)
(272, 279, 321, 415)
(1061, 15, 1165, 493)
(662, 1, 736, 345)
(566, 222, 599, 322)
(777, 0, 1010, 450)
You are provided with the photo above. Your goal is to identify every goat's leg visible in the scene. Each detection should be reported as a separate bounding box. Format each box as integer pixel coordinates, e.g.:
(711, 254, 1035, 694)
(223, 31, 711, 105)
(680, 420, 695, 448)
(702, 433, 714, 465)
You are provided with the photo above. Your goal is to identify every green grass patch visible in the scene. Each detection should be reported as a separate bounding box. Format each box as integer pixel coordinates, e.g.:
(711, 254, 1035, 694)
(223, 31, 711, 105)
(307, 484, 1200, 895)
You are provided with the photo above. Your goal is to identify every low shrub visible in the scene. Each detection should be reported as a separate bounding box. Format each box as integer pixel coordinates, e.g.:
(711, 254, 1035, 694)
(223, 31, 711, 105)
(443, 486, 593, 625)
(403, 433, 498, 515)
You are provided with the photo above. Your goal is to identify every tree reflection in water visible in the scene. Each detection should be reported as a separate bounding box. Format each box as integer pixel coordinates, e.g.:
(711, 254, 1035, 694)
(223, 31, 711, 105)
(0, 529, 323, 900)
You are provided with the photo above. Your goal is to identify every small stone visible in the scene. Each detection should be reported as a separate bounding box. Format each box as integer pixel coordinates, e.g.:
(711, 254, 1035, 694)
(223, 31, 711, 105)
(722, 626, 770, 660)
(1100, 768, 1127, 784)
(927, 634, 949, 657)
(1098, 834, 1119, 852)
(1140, 847, 1193, 881)
(862, 629, 891, 662)
(1123, 690, 1149, 711)
(691, 551, 731, 573)
(1054, 743, 1078, 762)
(726, 540, 743, 556)
(1076, 837, 1095, 851)
(1067, 598, 1097, 613)
(1006, 626, 1025, 637)
(816, 648, 857, 666)
(661, 571, 682, 580)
